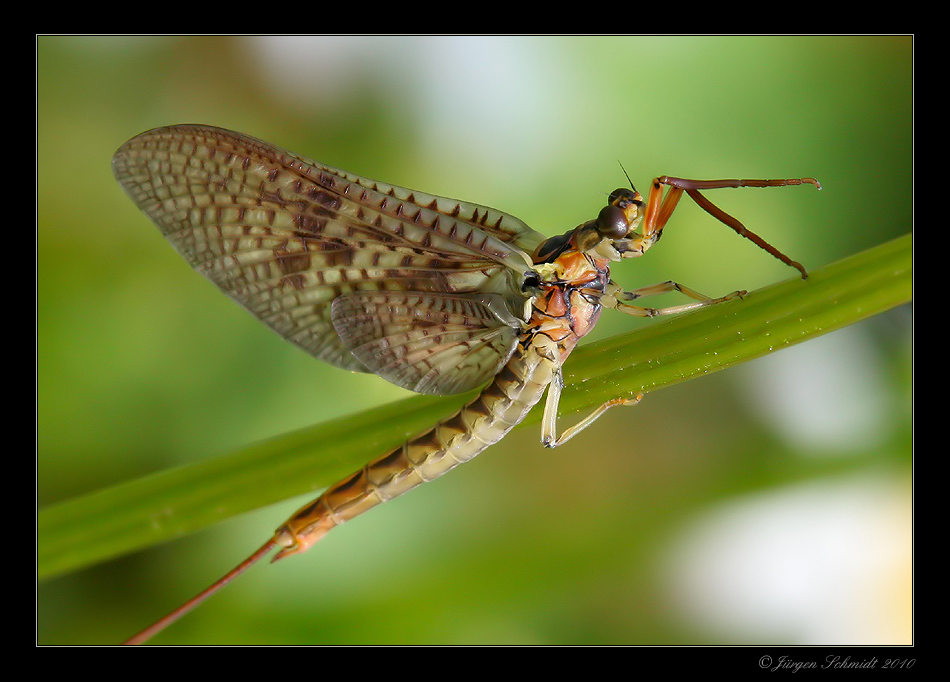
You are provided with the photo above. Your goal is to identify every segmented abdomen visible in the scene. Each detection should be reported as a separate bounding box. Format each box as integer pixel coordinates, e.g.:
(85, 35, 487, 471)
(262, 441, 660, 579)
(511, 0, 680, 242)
(273, 334, 558, 558)
(273, 252, 609, 560)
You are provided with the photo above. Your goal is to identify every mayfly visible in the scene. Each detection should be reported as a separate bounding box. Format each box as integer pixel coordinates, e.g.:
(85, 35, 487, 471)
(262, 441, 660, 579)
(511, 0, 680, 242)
(112, 125, 819, 643)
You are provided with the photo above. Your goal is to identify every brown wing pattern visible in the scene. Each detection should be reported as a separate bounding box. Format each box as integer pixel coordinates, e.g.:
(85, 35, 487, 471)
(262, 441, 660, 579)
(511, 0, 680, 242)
(331, 291, 523, 395)
(112, 125, 546, 385)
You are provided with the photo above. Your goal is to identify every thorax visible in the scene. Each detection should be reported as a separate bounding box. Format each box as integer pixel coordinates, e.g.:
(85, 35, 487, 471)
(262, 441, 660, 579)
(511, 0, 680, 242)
(526, 250, 610, 361)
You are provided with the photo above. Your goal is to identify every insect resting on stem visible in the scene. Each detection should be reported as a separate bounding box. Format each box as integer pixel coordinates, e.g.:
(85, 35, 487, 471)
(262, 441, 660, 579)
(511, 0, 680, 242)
(112, 125, 820, 643)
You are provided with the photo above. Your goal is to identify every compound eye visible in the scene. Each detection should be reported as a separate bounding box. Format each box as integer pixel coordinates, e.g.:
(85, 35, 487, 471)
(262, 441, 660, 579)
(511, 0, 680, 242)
(596, 205, 629, 239)
(608, 187, 637, 205)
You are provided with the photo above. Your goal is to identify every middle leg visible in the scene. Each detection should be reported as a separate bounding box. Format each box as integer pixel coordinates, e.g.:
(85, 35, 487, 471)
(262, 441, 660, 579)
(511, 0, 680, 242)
(599, 280, 746, 318)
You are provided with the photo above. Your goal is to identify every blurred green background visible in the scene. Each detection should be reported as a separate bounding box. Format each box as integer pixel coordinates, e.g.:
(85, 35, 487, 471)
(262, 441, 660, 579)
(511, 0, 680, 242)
(37, 36, 911, 645)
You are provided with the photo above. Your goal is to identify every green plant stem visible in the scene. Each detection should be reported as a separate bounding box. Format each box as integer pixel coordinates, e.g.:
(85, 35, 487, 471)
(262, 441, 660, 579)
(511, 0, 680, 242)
(38, 234, 911, 581)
